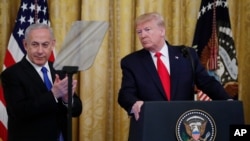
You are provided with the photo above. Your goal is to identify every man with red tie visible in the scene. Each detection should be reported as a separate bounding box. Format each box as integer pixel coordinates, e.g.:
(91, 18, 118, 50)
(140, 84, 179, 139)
(118, 12, 231, 121)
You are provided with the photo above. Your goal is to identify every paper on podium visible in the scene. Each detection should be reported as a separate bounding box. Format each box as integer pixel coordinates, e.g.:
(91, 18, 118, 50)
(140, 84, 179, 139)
(53, 21, 108, 71)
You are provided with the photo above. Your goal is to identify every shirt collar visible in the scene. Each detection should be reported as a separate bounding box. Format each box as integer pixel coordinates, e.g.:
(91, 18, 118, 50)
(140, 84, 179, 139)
(25, 55, 50, 73)
(149, 43, 169, 57)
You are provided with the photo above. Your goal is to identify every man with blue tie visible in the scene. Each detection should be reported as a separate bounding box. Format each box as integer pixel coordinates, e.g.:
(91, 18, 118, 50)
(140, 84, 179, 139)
(118, 12, 231, 121)
(1, 23, 82, 141)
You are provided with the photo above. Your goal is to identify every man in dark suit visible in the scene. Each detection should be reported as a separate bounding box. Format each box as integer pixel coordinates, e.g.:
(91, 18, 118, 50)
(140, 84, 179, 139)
(1, 23, 82, 141)
(118, 12, 231, 121)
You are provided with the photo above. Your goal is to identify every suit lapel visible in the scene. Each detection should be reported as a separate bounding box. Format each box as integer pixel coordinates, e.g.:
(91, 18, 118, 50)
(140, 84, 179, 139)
(20, 57, 50, 91)
(168, 45, 183, 100)
(140, 50, 167, 99)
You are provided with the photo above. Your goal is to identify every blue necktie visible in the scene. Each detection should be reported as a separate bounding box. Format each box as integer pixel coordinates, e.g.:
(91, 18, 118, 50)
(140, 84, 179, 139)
(41, 67, 52, 90)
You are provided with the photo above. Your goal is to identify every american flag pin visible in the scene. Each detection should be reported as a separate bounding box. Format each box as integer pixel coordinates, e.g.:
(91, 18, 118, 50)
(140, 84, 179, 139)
(175, 56, 179, 59)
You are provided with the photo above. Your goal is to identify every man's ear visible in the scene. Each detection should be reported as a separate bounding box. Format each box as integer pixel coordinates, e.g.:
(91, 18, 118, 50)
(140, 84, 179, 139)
(51, 39, 56, 47)
(23, 39, 28, 51)
(160, 28, 165, 36)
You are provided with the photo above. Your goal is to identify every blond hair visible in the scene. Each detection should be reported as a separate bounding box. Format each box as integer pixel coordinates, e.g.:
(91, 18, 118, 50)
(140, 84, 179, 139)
(135, 12, 165, 28)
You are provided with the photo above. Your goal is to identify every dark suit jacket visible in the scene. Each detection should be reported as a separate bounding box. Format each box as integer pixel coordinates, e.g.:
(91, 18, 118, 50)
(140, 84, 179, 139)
(1, 57, 82, 141)
(118, 42, 231, 115)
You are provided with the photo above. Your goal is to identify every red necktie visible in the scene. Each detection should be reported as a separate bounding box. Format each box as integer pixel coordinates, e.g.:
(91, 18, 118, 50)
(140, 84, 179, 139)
(155, 52, 171, 100)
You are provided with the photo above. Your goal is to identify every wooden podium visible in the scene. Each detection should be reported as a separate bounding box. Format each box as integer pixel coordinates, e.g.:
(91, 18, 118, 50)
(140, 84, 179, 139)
(128, 101, 244, 141)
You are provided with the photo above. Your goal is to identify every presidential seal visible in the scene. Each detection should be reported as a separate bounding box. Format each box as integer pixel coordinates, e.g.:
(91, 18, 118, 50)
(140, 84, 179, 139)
(176, 109, 216, 141)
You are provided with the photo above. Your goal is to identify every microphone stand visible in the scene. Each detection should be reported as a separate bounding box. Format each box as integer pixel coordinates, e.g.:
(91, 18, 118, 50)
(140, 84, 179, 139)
(62, 66, 79, 141)
(182, 47, 196, 101)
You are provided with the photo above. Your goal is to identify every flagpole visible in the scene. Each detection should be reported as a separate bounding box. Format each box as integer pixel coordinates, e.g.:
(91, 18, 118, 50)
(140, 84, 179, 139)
(62, 66, 78, 141)
(34, 0, 38, 23)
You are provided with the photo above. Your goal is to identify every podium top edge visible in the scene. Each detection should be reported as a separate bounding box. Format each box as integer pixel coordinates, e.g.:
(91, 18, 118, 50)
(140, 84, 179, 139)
(143, 100, 242, 104)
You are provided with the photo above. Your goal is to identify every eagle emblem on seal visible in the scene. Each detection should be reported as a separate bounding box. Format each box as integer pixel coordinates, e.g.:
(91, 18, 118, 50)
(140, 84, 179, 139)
(176, 109, 216, 141)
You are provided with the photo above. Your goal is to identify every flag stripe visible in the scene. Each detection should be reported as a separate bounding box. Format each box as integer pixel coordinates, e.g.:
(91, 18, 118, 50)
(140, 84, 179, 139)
(0, 103, 8, 128)
(0, 121, 7, 141)
(7, 35, 26, 62)
(3, 50, 15, 69)
(0, 86, 7, 141)
(3, 35, 24, 69)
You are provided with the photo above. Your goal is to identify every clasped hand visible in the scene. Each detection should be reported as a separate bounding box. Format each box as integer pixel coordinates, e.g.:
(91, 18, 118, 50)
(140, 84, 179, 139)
(51, 74, 77, 103)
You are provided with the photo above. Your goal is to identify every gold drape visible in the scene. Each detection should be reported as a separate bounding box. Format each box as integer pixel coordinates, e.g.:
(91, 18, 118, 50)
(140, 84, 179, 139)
(0, 0, 249, 141)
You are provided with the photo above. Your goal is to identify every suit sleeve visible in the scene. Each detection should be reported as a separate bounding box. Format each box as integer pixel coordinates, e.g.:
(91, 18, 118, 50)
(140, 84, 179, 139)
(118, 58, 139, 115)
(190, 48, 231, 100)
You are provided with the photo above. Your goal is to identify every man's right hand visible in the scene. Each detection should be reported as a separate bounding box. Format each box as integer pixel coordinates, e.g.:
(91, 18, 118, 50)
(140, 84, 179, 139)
(131, 101, 144, 121)
(51, 74, 69, 99)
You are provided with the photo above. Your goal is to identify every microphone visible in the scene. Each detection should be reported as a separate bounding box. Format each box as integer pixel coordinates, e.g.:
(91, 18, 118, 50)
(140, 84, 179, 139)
(181, 47, 188, 58)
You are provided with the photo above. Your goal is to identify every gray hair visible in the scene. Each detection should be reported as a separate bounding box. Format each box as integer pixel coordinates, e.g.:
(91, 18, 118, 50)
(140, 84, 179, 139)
(24, 23, 54, 40)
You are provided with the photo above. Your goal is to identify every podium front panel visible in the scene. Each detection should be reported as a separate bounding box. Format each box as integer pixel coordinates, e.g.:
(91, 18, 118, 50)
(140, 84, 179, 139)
(128, 101, 244, 141)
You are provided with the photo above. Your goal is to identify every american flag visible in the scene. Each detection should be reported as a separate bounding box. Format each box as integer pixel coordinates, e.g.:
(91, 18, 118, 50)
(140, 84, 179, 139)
(192, 0, 238, 101)
(0, 0, 54, 140)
